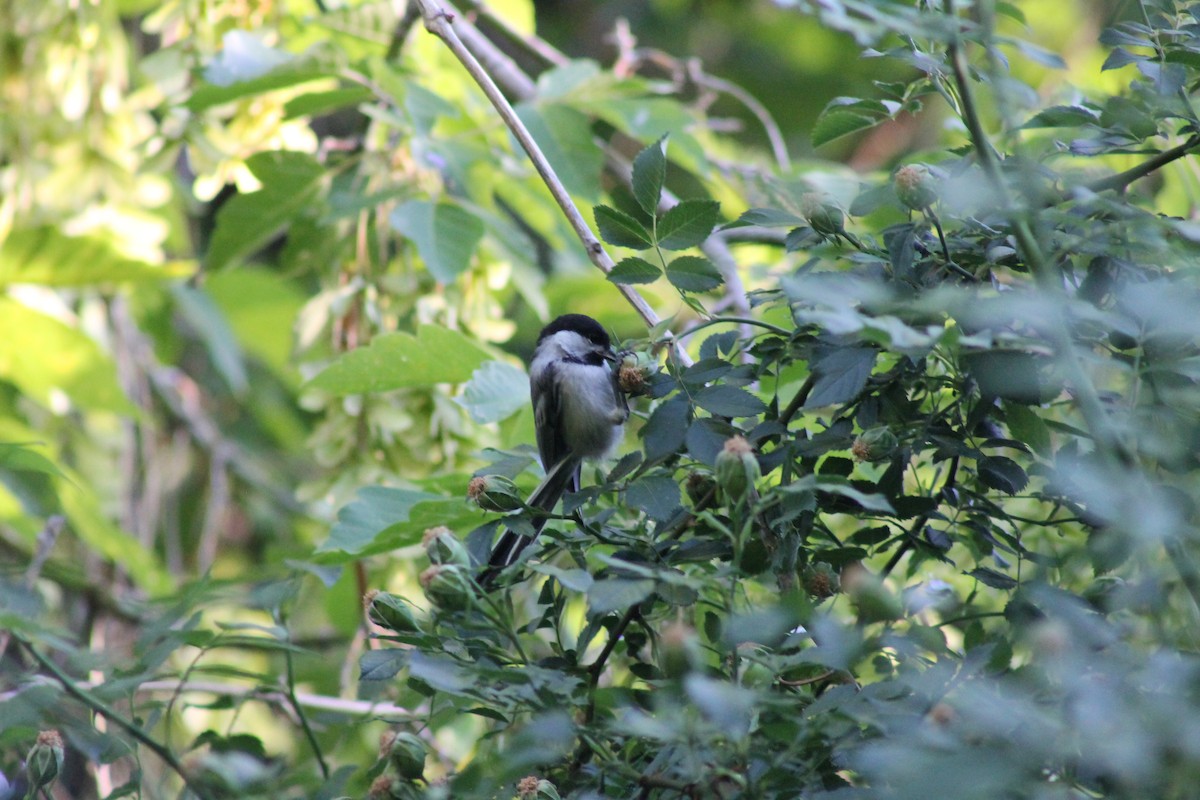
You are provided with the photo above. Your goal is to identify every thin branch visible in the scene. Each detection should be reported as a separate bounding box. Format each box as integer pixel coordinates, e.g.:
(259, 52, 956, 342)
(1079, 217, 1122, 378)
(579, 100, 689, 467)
(411, 0, 675, 348)
(0, 516, 64, 657)
(1084, 135, 1200, 195)
(14, 633, 214, 800)
(881, 455, 959, 579)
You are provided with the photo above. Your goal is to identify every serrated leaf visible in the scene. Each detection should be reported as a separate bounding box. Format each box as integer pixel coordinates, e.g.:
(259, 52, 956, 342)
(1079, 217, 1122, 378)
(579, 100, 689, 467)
(317, 486, 478, 558)
(587, 578, 655, 614)
(666, 255, 723, 293)
(608, 256, 662, 285)
(594, 205, 653, 249)
(721, 207, 806, 229)
(359, 649, 409, 681)
(806, 346, 877, 408)
(694, 385, 766, 418)
(0, 227, 192, 288)
(456, 360, 529, 424)
(978, 455, 1028, 494)
(968, 567, 1018, 590)
(642, 397, 690, 461)
(1004, 403, 1052, 457)
(390, 200, 485, 283)
(626, 475, 681, 521)
(657, 200, 720, 250)
(207, 151, 325, 271)
(812, 110, 877, 148)
(632, 136, 668, 216)
(1022, 104, 1100, 129)
(307, 325, 491, 395)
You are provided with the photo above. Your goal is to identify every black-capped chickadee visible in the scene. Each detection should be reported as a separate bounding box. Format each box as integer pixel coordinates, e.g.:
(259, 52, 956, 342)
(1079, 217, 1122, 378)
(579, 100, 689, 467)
(480, 314, 628, 584)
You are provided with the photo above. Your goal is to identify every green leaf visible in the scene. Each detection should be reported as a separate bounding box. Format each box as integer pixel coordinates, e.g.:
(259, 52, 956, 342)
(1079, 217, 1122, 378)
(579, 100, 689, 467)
(608, 256, 662, 285)
(456, 360, 528, 424)
(812, 110, 878, 148)
(625, 475, 681, 521)
(0, 298, 133, 414)
(1022, 104, 1099, 129)
(642, 397, 690, 461)
(968, 566, 1018, 590)
(0, 227, 193, 288)
(359, 649, 409, 681)
(657, 200, 720, 250)
(666, 255, 723, 293)
(1004, 403, 1052, 458)
(318, 486, 473, 557)
(587, 578, 655, 614)
(307, 325, 492, 395)
(806, 346, 877, 408)
(174, 284, 248, 396)
(205, 267, 307, 380)
(631, 136, 668, 216)
(978, 455, 1028, 494)
(206, 151, 326, 271)
(515, 104, 603, 201)
(694, 385, 766, 418)
(0, 443, 67, 481)
(721, 208, 805, 229)
(390, 200, 485, 283)
(594, 205, 653, 249)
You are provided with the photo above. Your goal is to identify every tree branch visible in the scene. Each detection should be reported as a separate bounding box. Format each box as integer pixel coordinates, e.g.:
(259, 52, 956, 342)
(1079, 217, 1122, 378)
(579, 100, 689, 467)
(1084, 135, 1200, 195)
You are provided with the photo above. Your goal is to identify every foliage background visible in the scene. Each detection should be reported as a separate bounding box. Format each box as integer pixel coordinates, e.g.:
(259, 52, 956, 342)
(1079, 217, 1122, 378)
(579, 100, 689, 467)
(2, 0, 1200, 798)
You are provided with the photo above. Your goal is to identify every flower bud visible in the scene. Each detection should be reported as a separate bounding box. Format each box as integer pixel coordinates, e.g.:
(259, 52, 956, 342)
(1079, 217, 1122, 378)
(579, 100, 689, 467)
(385, 731, 427, 780)
(802, 562, 840, 600)
(800, 193, 845, 237)
(420, 564, 474, 610)
(658, 620, 702, 679)
(365, 590, 421, 634)
(422, 525, 470, 566)
(894, 164, 939, 211)
(851, 427, 898, 462)
(26, 730, 63, 791)
(715, 436, 759, 502)
(467, 475, 524, 513)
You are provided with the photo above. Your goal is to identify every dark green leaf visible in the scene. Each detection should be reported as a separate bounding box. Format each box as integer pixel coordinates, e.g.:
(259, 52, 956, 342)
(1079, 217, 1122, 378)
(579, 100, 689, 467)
(587, 578, 655, 614)
(812, 110, 877, 148)
(666, 255, 723, 293)
(968, 567, 1018, 590)
(721, 207, 805, 229)
(607, 256, 662, 285)
(631, 136, 668, 215)
(978, 456, 1028, 494)
(642, 397, 690, 461)
(594, 205, 653, 249)
(657, 200, 720, 250)
(694, 385, 767, 418)
(360, 649, 409, 681)
(626, 475, 681, 521)
(806, 346, 877, 407)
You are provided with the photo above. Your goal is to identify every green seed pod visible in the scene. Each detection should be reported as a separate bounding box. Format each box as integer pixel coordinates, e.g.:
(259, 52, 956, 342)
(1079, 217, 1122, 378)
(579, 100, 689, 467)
(422, 525, 470, 566)
(386, 731, 427, 780)
(715, 435, 760, 502)
(467, 475, 525, 513)
(420, 564, 474, 610)
(894, 164, 939, 211)
(26, 730, 64, 791)
(366, 590, 422, 634)
(800, 192, 846, 237)
(851, 427, 899, 462)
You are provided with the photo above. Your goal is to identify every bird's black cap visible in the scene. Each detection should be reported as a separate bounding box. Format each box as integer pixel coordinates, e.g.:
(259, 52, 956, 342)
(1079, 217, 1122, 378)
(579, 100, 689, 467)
(538, 314, 611, 349)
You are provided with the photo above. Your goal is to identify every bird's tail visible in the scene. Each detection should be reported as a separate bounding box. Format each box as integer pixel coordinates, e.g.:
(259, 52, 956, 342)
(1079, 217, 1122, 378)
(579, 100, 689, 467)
(476, 456, 581, 588)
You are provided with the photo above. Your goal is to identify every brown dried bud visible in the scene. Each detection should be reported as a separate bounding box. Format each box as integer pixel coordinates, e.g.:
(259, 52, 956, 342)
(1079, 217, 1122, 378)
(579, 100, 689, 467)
(467, 474, 524, 513)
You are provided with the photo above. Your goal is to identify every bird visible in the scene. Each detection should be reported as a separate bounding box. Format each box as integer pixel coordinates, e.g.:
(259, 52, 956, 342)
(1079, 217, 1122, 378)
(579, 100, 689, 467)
(478, 314, 628, 586)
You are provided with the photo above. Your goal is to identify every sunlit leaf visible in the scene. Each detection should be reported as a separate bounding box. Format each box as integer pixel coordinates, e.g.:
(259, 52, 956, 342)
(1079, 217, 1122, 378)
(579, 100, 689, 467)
(307, 325, 492, 395)
(390, 200, 486, 283)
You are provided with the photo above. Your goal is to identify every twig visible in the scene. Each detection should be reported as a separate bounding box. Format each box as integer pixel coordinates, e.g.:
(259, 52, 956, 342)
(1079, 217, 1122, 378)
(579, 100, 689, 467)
(1083, 135, 1200, 195)
(14, 632, 215, 800)
(280, 610, 330, 778)
(410, 0, 673, 344)
(880, 456, 959, 579)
